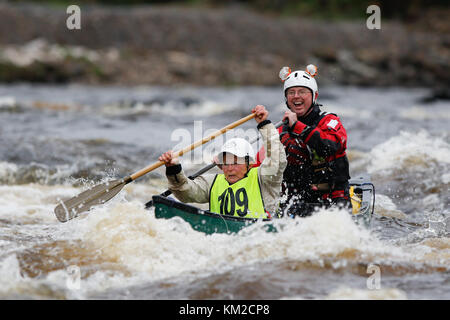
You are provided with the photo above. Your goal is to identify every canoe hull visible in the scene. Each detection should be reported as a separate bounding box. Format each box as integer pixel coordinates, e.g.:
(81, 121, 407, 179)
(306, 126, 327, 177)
(153, 175, 375, 234)
(153, 195, 274, 234)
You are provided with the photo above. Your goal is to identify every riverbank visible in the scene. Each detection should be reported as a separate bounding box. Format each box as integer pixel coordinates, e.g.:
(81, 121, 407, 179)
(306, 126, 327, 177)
(0, 3, 448, 89)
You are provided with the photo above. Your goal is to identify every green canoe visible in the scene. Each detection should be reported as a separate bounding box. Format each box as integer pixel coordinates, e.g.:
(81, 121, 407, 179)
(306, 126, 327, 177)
(153, 195, 276, 234)
(152, 175, 375, 235)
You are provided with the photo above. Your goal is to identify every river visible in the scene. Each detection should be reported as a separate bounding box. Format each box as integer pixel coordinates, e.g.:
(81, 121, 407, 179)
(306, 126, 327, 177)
(0, 84, 448, 299)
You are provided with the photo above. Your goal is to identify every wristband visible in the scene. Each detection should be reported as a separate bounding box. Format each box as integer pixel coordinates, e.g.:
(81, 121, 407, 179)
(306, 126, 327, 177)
(257, 119, 271, 129)
(166, 163, 182, 176)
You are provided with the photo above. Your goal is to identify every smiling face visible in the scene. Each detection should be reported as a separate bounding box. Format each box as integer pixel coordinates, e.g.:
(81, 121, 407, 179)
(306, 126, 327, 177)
(219, 154, 249, 184)
(286, 86, 315, 117)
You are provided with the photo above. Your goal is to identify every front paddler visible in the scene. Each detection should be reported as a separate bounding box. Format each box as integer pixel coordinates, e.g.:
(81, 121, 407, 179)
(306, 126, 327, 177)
(158, 105, 287, 219)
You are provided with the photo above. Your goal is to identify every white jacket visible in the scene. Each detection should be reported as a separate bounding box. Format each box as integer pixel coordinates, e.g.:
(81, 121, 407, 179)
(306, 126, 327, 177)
(166, 121, 287, 214)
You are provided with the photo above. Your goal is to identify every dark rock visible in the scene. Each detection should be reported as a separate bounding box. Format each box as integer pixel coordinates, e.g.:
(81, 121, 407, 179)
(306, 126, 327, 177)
(420, 87, 450, 103)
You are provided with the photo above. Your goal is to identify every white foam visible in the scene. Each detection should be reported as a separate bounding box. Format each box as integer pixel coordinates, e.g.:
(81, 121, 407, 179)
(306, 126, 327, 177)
(442, 172, 450, 185)
(72, 202, 407, 283)
(0, 162, 18, 183)
(0, 161, 85, 185)
(0, 184, 447, 298)
(374, 194, 407, 219)
(0, 96, 17, 108)
(0, 184, 78, 222)
(399, 106, 450, 120)
(0, 180, 446, 297)
(367, 130, 450, 174)
(0, 255, 25, 294)
(101, 99, 231, 117)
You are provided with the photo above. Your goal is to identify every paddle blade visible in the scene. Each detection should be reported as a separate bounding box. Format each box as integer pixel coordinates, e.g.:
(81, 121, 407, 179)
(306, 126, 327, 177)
(54, 178, 128, 222)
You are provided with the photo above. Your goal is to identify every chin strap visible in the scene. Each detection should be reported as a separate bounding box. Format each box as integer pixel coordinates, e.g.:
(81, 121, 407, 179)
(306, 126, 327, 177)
(304, 102, 315, 116)
(245, 155, 253, 175)
(245, 155, 251, 170)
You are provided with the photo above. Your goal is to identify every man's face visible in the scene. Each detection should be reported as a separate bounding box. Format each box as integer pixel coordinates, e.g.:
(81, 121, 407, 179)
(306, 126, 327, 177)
(286, 86, 314, 117)
(220, 154, 248, 184)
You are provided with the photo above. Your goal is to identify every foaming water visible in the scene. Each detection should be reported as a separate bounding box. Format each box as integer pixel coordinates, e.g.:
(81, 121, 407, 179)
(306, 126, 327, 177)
(367, 130, 450, 174)
(82, 205, 379, 276)
(0, 84, 449, 299)
(399, 106, 450, 120)
(4, 189, 448, 299)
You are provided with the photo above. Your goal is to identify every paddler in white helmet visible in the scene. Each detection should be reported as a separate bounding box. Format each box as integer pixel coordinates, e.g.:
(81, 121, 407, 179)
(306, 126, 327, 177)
(159, 105, 287, 219)
(255, 64, 352, 217)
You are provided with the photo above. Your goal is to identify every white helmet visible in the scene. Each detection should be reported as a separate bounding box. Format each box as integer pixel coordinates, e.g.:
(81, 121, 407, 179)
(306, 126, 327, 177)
(217, 138, 255, 164)
(280, 64, 319, 103)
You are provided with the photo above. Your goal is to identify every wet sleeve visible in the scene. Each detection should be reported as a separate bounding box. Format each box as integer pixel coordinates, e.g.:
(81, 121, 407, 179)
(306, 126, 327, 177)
(166, 166, 215, 204)
(257, 122, 287, 212)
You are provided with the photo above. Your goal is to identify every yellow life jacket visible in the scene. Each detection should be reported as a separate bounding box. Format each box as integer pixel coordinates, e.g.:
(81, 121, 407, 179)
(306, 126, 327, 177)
(209, 167, 267, 219)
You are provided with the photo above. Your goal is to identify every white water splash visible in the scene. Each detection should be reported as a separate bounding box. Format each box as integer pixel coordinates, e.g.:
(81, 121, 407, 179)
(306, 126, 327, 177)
(74, 202, 405, 283)
(367, 130, 450, 174)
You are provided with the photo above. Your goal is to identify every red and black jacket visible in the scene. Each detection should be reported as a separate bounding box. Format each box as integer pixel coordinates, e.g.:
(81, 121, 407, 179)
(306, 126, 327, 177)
(256, 104, 350, 203)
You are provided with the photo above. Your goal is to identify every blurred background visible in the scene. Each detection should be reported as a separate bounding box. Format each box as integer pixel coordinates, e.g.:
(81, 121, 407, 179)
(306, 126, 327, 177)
(0, 0, 448, 91)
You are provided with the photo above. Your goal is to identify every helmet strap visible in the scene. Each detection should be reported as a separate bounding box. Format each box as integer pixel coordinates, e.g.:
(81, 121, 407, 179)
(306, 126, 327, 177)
(303, 102, 315, 117)
(245, 155, 252, 173)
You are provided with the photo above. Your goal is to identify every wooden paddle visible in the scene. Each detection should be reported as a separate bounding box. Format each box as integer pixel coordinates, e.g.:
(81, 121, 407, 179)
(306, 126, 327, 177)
(54, 113, 256, 222)
(144, 119, 287, 209)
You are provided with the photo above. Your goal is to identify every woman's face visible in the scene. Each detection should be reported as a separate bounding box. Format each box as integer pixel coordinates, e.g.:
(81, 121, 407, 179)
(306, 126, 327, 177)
(220, 154, 248, 184)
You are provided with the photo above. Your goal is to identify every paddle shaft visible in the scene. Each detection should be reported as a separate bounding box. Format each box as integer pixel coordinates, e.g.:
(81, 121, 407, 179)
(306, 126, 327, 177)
(145, 119, 286, 208)
(54, 113, 257, 222)
(129, 113, 256, 181)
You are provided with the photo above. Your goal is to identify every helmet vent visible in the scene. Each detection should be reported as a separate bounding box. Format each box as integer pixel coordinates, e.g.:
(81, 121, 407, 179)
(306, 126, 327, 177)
(303, 75, 310, 80)
(294, 72, 298, 77)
